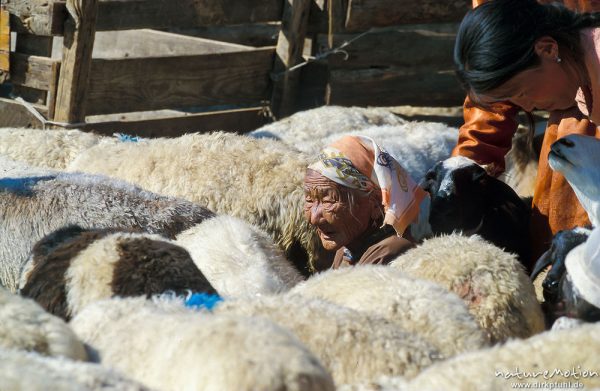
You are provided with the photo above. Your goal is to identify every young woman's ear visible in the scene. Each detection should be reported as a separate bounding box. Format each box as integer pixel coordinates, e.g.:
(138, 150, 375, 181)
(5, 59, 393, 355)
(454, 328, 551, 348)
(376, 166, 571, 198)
(534, 36, 559, 61)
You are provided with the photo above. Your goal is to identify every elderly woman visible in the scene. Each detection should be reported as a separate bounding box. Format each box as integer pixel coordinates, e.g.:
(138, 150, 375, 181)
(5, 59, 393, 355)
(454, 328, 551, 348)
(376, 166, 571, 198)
(303, 135, 427, 269)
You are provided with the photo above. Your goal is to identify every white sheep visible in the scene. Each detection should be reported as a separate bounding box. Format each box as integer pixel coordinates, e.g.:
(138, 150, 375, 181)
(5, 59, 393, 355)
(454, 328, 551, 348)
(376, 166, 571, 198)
(0, 127, 117, 170)
(289, 266, 489, 358)
(548, 134, 600, 225)
(0, 170, 214, 292)
(0, 287, 87, 360)
(406, 323, 600, 390)
(175, 214, 303, 298)
(249, 105, 407, 153)
(19, 228, 217, 320)
(391, 234, 545, 343)
(66, 132, 321, 274)
(0, 348, 150, 391)
(0, 154, 56, 178)
(210, 293, 440, 385)
(70, 297, 335, 391)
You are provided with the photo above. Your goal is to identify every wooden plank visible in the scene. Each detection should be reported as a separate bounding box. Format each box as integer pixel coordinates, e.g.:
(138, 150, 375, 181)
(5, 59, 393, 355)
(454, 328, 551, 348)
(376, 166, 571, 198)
(345, 0, 471, 32)
(6, 0, 282, 35)
(5, 0, 65, 36)
(0, 6, 10, 81)
(9, 53, 58, 90)
(0, 97, 45, 127)
(54, 0, 99, 123)
(12, 34, 54, 107)
(167, 23, 281, 48)
(327, 68, 465, 107)
(270, 0, 312, 119)
(316, 23, 458, 70)
(89, 29, 252, 59)
(82, 107, 271, 137)
(84, 47, 274, 115)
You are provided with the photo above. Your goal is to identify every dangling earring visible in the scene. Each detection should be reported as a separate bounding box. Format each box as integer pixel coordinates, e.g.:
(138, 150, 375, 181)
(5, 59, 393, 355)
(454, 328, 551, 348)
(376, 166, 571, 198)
(556, 56, 562, 63)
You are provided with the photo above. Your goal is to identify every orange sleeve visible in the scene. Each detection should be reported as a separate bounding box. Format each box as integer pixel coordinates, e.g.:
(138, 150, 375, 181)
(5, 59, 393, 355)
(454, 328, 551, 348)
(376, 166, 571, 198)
(452, 97, 521, 177)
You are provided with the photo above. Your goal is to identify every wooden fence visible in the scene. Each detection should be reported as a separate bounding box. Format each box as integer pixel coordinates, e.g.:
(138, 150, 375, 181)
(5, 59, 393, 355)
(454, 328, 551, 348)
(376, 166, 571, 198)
(0, 0, 470, 136)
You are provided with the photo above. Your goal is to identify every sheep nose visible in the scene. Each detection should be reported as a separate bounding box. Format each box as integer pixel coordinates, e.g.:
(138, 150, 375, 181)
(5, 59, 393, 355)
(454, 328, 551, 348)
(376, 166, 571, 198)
(555, 137, 575, 148)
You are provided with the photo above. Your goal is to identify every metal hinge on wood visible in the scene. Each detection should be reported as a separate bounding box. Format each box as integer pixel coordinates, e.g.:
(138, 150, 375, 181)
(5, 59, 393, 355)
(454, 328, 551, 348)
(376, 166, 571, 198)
(0, 5, 9, 83)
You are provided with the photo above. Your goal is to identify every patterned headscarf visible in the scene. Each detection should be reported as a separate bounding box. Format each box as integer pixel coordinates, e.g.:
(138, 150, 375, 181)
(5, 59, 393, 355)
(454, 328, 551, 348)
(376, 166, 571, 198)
(308, 135, 427, 237)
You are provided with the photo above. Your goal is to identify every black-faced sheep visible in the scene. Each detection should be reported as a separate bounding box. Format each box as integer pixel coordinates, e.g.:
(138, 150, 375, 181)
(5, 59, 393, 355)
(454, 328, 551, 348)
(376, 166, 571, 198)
(70, 297, 335, 391)
(289, 266, 489, 358)
(19, 226, 216, 320)
(420, 156, 532, 267)
(391, 234, 545, 343)
(548, 134, 600, 226)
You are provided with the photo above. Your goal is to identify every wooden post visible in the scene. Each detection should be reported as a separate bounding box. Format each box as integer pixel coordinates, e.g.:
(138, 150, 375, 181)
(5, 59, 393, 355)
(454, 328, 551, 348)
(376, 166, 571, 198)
(0, 6, 10, 84)
(325, 0, 347, 104)
(54, 0, 98, 123)
(270, 0, 311, 119)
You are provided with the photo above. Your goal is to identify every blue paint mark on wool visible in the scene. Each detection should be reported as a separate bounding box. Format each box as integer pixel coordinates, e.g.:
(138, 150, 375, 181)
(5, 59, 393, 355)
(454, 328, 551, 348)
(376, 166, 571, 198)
(0, 176, 56, 196)
(115, 133, 141, 143)
(185, 293, 223, 311)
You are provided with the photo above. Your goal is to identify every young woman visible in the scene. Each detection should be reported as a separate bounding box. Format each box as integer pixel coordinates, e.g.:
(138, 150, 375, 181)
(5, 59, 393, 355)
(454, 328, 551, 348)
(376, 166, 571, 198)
(453, 0, 600, 267)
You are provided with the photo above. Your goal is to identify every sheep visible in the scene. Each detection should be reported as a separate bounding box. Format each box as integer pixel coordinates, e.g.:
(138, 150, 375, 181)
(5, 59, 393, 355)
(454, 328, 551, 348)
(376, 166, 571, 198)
(210, 293, 441, 385)
(405, 323, 600, 391)
(530, 226, 591, 322)
(0, 127, 117, 170)
(0, 348, 151, 391)
(66, 131, 321, 274)
(249, 105, 407, 153)
(70, 297, 335, 391)
(497, 125, 539, 198)
(390, 233, 545, 343)
(0, 170, 214, 291)
(420, 156, 532, 267)
(0, 287, 87, 360)
(18, 226, 217, 320)
(0, 153, 56, 178)
(548, 134, 600, 226)
(175, 214, 303, 298)
(337, 376, 409, 391)
(289, 265, 489, 358)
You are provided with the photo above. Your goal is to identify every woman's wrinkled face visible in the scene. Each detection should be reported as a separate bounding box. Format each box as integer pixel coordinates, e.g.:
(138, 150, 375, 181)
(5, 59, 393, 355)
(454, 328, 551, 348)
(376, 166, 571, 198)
(303, 169, 375, 251)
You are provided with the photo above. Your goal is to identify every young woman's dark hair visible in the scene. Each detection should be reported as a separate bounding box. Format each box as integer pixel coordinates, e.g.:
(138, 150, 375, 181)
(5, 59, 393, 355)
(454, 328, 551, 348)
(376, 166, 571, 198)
(454, 0, 600, 100)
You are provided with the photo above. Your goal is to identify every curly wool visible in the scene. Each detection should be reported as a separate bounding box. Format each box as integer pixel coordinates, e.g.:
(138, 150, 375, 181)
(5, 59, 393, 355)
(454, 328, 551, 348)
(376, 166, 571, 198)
(406, 323, 600, 390)
(0, 287, 87, 360)
(0, 348, 150, 391)
(67, 132, 321, 273)
(70, 297, 335, 391)
(175, 215, 304, 298)
(0, 127, 117, 170)
(290, 266, 489, 358)
(390, 234, 545, 343)
(212, 293, 441, 385)
(0, 169, 214, 292)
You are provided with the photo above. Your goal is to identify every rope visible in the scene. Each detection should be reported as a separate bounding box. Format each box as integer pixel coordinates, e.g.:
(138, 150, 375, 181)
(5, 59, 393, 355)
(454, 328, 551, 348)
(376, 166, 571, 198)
(14, 97, 88, 130)
(272, 27, 384, 80)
